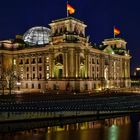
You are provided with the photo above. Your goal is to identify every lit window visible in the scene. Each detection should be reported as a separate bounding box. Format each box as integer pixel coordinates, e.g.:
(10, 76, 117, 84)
(13, 59, 16, 65)
(47, 66, 49, 70)
(47, 73, 49, 79)
(20, 67, 23, 72)
(21, 74, 23, 79)
(46, 57, 49, 62)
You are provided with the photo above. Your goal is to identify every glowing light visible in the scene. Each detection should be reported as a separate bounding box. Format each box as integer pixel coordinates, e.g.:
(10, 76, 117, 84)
(136, 68, 140, 71)
(13, 59, 16, 65)
(107, 125, 119, 140)
(23, 26, 51, 46)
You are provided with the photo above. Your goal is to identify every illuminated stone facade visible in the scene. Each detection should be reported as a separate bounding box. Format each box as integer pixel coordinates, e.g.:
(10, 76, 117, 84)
(0, 17, 131, 93)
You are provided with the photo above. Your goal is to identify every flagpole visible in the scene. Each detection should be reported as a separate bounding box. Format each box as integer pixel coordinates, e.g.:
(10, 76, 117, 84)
(67, 0, 69, 17)
(113, 26, 115, 38)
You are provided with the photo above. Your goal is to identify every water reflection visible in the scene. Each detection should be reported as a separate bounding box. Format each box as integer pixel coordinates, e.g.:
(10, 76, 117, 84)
(0, 115, 134, 140)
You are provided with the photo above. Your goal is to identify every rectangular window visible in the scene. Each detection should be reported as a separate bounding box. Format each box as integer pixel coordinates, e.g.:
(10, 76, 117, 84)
(39, 73, 42, 79)
(47, 66, 49, 70)
(26, 83, 28, 88)
(20, 67, 23, 72)
(19, 59, 23, 64)
(32, 84, 34, 89)
(47, 73, 49, 79)
(21, 74, 23, 79)
(97, 59, 99, 64)
(39, 66, 42, 71)
(38, 58, 42, 63)
(92, 59, 95, 64)
(33, 73, 35, 79)
(27, 67, 29, 71)
(46, 57, 49, 63)
(32, 58, 35, 64)
(27, 74, 29, 79)
(26, 59, 29, 64)
(38, 84, 41, 89)
(93, 74, 94, 79)
(33, 67, 35, 71)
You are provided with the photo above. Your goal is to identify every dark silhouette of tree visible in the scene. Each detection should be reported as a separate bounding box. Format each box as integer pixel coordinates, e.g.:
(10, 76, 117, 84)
(0, 68, 17, 95)
(5, 69, 17, 95)
(0, 73, 7, 95)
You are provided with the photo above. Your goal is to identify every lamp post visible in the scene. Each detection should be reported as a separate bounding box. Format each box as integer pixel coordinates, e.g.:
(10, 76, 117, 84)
(17, 81, 21, 91)
(17, 76, 21, 91)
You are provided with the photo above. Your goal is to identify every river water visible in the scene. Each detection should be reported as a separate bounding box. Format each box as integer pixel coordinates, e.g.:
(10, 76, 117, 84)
(0, 115, 139, 140)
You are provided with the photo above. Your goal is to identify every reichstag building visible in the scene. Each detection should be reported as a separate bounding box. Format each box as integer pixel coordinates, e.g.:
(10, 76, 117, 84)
(0, 17, 131, 93)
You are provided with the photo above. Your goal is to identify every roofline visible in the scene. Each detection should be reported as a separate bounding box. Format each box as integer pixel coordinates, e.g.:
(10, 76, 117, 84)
(51, 17, 85, 24)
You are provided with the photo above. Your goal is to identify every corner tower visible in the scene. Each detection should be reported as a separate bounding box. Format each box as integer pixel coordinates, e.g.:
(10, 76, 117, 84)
(48, 17, 91, 92)
(102, 38, 131, 88)
(49, 17, 87, 44)
(102, 38, 128, 55)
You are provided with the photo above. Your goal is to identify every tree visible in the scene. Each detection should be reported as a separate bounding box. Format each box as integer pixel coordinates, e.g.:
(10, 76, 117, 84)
(0, 68, 17, 95)
(5, 69, 17, 95)
(0, 73, 7, 95)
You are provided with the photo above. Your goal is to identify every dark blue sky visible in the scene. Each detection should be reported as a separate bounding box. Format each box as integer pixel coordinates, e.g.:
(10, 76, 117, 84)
(0, 0, 140, 74)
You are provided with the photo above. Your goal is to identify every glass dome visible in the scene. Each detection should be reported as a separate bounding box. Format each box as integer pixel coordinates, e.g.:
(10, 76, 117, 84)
(23, 26, 51, 46)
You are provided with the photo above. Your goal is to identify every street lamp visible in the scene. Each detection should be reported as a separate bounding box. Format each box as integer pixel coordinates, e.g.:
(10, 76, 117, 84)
(17, 81, 21, 91)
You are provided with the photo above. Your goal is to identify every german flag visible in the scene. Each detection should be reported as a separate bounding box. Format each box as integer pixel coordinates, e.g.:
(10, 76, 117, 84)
(114, 27, 120, 35)
(67, 4, 75, 14)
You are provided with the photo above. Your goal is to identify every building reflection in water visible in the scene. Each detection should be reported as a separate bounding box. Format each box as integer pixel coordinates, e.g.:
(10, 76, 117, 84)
(0, 116, 132, 140)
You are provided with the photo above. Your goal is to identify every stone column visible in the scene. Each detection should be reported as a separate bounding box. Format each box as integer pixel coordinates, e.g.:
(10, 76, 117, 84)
(100, 54, 104, 89)
(49, 51, 54, 78)
(75, 51, 80, 78)
(127, 60, 130, 78)
(63, 49, 68, 78)
(69, 48, 74, 77)
(85, 50, 89, 78)
(29, 57, 32, 80)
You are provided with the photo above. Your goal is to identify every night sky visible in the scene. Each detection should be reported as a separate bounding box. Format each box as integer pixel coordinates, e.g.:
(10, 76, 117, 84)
(0, 0, 140, 74)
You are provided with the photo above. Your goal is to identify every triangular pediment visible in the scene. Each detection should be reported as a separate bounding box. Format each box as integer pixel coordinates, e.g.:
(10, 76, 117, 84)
(103, 45, 115, 54)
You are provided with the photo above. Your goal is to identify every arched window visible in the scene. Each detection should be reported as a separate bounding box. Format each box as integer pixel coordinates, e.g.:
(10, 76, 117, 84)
(54, 54, 63, 78)
(55, 54, 63, 64)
